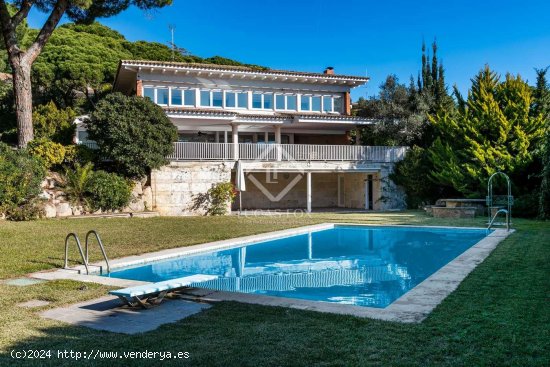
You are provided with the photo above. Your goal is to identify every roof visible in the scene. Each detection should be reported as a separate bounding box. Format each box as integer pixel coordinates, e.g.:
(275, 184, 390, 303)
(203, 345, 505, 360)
(163, 107, 375, 125)
(119, 60, 371, 82)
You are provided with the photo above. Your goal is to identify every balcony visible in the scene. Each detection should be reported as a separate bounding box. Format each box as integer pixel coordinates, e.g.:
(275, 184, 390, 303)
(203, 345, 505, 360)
(168, 142, 408, 163)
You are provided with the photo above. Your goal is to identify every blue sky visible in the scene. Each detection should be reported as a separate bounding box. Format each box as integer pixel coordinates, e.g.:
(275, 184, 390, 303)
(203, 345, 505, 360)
(27, 0, 550, 100)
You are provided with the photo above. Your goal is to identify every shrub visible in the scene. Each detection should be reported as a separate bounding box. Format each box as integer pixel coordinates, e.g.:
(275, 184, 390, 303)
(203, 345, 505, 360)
(64, 144, 97, 166)
(86, 171, 132, 212)
(191, 182, 236, 216)
(390, 146, 450, 208)
(86, 93, 178, 179)
(62, 162, 94, 209)
(32, 101, 76, 145)
(27, 138, 67, 169)
(0, 143, 46, 220)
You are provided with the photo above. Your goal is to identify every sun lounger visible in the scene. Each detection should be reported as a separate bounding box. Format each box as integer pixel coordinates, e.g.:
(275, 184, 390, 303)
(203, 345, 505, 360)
(109, 274, 217, 308)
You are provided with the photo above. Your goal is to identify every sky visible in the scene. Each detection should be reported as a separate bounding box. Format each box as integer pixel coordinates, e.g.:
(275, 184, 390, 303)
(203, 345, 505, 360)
(27, 0, 550, 101)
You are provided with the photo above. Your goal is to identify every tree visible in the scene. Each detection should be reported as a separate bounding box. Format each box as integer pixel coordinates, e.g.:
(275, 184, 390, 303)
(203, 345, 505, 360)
(86, 92, 177, 178)
(533, 67, 550, 218)
(0, 0, 172, 148)
(30, 22, 133, 108)
(429, 66, 545, 197)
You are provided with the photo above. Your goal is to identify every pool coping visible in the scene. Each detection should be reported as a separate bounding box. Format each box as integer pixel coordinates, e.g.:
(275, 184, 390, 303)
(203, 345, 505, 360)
(30, 223, 513, 323)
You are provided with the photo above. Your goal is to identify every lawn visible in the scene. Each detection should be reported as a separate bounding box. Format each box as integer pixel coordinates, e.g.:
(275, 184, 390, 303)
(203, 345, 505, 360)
(0, 212, 548, 366)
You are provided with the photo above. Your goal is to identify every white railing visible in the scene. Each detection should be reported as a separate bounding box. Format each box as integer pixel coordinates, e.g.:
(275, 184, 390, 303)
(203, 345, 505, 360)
(168, 142, 408, 162)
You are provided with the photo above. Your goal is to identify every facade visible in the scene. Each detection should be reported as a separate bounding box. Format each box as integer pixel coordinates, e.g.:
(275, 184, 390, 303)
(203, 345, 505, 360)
(103, 60, 407, 215)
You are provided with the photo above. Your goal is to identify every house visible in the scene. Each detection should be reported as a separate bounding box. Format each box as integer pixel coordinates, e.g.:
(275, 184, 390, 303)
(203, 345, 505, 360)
(83, 60, 407, 215)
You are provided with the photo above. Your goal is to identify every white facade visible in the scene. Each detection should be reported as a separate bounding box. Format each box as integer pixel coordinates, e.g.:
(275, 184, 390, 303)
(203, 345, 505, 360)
(110, 61, 407, 214)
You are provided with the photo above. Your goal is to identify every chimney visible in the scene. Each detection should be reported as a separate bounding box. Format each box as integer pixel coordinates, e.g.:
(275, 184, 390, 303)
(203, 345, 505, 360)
(324, 66, 334, 75)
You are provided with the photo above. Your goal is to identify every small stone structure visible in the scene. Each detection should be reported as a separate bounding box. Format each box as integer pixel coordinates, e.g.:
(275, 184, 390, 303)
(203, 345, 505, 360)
(425, 198, 486, 219)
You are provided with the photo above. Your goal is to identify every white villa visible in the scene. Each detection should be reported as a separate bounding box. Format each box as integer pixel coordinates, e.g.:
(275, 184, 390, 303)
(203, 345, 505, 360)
(80, 60, 407, 215)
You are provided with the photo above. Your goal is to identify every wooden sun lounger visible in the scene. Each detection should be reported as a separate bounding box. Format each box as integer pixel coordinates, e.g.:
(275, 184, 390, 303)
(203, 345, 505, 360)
(109, 274, 218, 308)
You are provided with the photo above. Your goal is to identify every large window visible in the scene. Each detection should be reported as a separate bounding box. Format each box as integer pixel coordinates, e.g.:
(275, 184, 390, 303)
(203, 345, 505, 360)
(225, 91, 249, 109)
(237, 92, 248, 108)
(171, 89, 183, 106)
(200, 90, 211, 107)
(275, 94, 297, 111)
(323, 96, 333, 112)
(333, 96, 343, 113)
(312, 96, 321, 112)
(301, 95, 311, 111)
(143, 87, 154, 101)
(157, 88, 169, 105)
(184, 89, 195, 106)
(252, 92, 274, 110)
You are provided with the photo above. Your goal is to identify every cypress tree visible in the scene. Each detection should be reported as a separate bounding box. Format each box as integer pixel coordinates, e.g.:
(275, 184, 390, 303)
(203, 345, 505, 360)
(533, 67, 550, 218)
(429, 66, 545, 197)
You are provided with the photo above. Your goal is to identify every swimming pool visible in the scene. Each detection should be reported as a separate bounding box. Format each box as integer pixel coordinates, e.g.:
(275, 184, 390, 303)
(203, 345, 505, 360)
(103, 225, 491, 309)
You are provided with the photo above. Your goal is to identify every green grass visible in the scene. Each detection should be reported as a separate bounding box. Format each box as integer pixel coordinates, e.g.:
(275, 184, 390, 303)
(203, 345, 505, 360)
(0, 212, 548, 366)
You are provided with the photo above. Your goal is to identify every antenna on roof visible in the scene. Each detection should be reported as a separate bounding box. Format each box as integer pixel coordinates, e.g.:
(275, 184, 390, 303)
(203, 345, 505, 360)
(168, 24, 176, 61)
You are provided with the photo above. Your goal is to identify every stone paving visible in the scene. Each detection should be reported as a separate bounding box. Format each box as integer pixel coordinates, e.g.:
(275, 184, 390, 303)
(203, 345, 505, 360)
(41, 296, 211, 334)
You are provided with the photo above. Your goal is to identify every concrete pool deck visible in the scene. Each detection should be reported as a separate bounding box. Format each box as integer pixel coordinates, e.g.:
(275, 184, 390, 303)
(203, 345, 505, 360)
(30, 223, 513, 328)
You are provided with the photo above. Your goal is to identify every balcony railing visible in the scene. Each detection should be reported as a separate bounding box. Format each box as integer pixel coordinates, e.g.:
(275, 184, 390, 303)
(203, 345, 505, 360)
(168, 142, 408, 163)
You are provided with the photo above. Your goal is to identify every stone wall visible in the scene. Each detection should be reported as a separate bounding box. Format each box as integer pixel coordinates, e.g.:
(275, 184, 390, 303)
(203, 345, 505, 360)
(151, 161, 233, 216)
(40, 173, 152, 218)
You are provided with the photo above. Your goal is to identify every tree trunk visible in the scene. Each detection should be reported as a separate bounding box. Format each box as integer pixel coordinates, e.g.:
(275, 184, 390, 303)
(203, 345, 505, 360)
(11, 60, 33, 148)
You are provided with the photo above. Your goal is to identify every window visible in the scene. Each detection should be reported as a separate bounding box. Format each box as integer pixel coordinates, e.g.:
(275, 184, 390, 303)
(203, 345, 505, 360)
(143, 87, 154, 101)
(171, 89, 183, 106)
(263, 93, 273, 109)
(275, 94, 298, 111)
(333, 96, 343, 113)
(323, 96, 333, 112)
(157, 88, 169, 105)
(212, 91, 223, 107)
(276, 95, 285, 110)
(237, 92, 248, 108)
(225, 92, 236, 108)
(312, 96, 321, 112)
(184, 89, 195, 106)
(287, 95, 297, 110)
(301, 95, 311, 111)
(200, 90, 211, 107)
(252, 93, 274, 110)
(252, 93, 262, 109)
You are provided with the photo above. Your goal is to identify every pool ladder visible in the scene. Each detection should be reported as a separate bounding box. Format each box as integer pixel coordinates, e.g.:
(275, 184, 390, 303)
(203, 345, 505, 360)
(64, 230, 111, 275)
(488, 208, 511, 231)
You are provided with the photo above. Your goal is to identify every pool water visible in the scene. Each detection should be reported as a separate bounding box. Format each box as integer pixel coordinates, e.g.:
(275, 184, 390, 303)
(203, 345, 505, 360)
(104, 225, 490, 308)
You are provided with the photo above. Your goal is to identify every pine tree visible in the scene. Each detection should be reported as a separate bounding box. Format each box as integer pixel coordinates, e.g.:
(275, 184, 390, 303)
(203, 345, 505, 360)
(533, 67, 550, 218)
(429, 66, 545, 197)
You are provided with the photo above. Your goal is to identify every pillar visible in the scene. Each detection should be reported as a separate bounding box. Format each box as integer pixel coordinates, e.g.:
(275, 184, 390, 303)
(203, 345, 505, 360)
(232, 124, 239, 161)
(306, 172, 312, 213)
(275, 125, 282, 161)
(355, 128, 361, 146)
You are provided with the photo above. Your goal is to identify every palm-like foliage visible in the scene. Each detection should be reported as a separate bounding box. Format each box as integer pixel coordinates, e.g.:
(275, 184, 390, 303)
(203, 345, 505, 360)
(61, 162, 94, 210)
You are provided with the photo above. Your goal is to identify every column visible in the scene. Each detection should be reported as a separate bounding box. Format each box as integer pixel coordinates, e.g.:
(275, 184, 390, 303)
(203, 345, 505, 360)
(215, 131, 219, 143)
(232, 124, 239, 161)
(355, 128, 361, 146)
(224, 130, 228, 143)
(306, 172, 312, 213)
(275, 125, 282, 161)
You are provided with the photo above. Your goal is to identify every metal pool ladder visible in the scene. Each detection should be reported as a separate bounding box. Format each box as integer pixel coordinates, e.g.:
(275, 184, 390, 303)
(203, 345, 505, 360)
(64, 230, 111, 274)
(486, 172, 513, 231)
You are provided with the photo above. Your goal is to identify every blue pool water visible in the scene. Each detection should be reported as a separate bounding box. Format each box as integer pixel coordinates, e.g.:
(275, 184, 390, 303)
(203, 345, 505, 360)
(104, 225, 490, 308)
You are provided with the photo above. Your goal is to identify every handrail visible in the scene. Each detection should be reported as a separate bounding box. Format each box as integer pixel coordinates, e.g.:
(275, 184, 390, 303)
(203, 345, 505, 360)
(488, 209, 510, 231)
(64, 233, 89, 274)
(85, 230, 111, 274)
